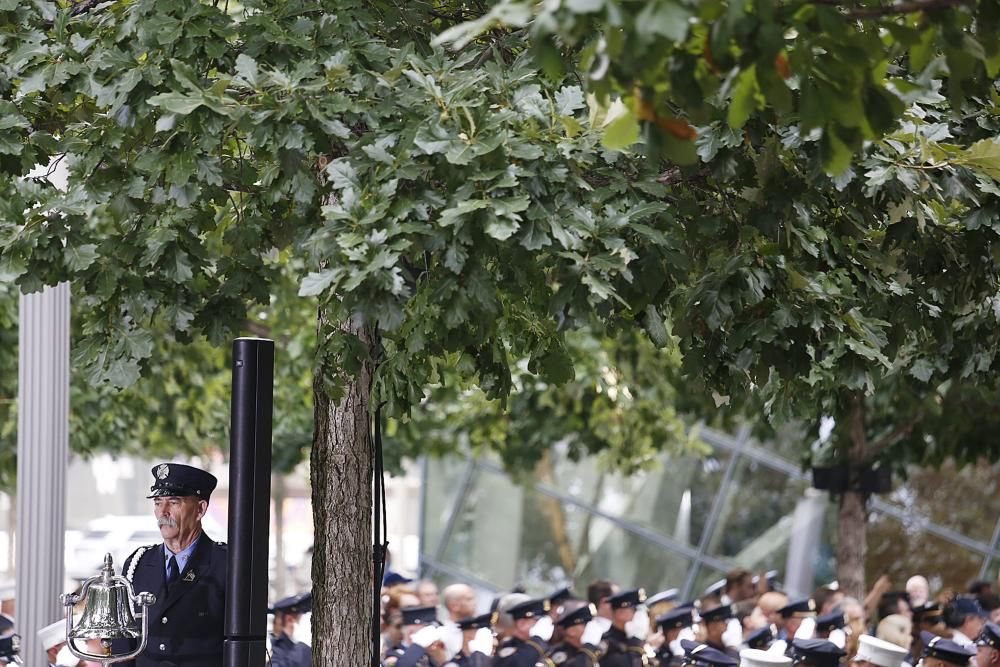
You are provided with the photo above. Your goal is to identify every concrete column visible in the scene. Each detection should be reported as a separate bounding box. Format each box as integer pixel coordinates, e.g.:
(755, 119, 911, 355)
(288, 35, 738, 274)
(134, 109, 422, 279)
(16, 283, 70, 666)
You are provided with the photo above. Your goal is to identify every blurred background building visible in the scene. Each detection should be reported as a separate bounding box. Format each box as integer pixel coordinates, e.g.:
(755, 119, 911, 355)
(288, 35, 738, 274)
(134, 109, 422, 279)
(0, 421, 994, 604)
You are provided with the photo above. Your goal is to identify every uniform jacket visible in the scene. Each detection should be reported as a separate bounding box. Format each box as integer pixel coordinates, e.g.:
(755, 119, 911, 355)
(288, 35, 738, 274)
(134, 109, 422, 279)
(112, 533, 227, 667)
(495, 636, 554, 667)
(548, 641, 602, 667)
(270, 632, 312, 667)
(453, 649, 494, 667)
(599, 627, 647, 667)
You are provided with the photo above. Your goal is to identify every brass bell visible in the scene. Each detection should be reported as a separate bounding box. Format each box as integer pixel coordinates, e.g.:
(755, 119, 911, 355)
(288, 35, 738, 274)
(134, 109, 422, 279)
(61, 553, 156, 665)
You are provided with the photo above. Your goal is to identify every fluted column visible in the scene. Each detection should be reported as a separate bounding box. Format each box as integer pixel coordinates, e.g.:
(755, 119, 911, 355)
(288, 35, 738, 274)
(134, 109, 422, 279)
(16, 283, 70, 666)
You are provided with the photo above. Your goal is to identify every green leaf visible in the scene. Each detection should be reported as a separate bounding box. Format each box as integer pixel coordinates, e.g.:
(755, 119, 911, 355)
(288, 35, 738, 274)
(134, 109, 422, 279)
(235, 54, 259, 86)
(602, 106, 640, 150)
(64, 244, 99, 271)
(955, 139, 1000, 181)
(299, 270, 338, 296)
(147, 92, 204, 116)
(635, 1, 692, 42)
(728, 66, 760, 129)
(643, 304, 669, 347)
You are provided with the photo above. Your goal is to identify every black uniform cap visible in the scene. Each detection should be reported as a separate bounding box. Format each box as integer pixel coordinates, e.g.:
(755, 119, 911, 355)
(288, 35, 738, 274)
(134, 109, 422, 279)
(508, 597, 550, 620)
(647, 589, 680, 607)
(549, 586, 576, 606)
(147, 462, 218, 500)
(787, 639, 845, 667)
(608, 588, 646, 609)
(745, 624, 774, 650)
(977, 621, 1000, 649)
(457, 612, 496, 631)
(556, 603, 595, 628)
(401, 606, 439, 626)
(269, 591, 312, 615)
(921, 632, 975, 666)
(680, 639, 739, 667)
(699, 603, 734, 623)
(779, 598, 817, 619)
(814, 611, 846, 633)
(658, 607, 694, 631)
(913, 602, 945, 623)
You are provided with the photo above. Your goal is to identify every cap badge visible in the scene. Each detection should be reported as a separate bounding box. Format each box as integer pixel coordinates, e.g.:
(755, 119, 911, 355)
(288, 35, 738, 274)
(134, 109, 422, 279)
(156, 464, 170, 480)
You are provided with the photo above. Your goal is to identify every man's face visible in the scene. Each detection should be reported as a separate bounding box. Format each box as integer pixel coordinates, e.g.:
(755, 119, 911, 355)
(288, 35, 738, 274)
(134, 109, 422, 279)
(734, 579, 755, 602)
(977, 645, 998, 667)
(786, 617, 803, 638)
(964, 615, 986, 640)
(447, 586, 476, 619)
(385, 611, 404, 645)
(612, 607, 635, 629)
(704, 619, 726, 643)
(565, 623, 585, 643)
(417, 582, 440, 608)
(153, 496, 205, 541)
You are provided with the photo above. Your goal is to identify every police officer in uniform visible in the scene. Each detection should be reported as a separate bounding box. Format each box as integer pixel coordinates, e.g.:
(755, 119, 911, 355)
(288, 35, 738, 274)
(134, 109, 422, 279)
(977, 621, 1000, 667)
(786, 639, 845, 667)
(496, 597, 555, 667)
(919, 632, 975, 667)
(656, 607, 694, 667)
(394, 606, 449, 667)
(269, 592, 312, 667)
(548, 601, 603, 667)
(678, 640, 737, 667)
(114, 463, 227, 667)
(453, 611, 496, 667)
(599, 588, 647, 667)
(699, 604, 737, 658)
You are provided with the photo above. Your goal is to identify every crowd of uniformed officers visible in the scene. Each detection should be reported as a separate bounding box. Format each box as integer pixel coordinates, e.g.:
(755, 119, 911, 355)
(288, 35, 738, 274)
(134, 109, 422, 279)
(378, 570, 1000, 667)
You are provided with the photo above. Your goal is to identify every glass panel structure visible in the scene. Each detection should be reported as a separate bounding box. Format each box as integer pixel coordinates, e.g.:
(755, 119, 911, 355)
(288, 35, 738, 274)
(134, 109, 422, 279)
(420, 425, 1000, 601)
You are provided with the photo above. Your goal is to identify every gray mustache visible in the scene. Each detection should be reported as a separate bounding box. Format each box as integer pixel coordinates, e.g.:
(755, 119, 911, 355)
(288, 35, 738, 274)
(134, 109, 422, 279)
(158, 518, 177, 528)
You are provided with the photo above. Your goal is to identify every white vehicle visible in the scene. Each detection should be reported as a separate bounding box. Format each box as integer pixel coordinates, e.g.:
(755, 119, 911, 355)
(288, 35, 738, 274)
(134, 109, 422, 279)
(66, 514, 225, 581)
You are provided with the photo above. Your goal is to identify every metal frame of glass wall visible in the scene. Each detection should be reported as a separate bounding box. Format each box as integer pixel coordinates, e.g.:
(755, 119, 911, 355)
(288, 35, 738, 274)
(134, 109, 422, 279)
(418, 424, 1000, 598)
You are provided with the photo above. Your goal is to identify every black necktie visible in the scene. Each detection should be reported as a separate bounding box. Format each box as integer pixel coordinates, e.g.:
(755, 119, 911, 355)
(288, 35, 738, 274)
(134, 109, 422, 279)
(166, 555, 179, 586)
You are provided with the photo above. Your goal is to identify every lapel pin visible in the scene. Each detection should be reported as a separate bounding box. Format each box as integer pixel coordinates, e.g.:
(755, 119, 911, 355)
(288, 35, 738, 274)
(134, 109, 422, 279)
(183, 571, 196, 582)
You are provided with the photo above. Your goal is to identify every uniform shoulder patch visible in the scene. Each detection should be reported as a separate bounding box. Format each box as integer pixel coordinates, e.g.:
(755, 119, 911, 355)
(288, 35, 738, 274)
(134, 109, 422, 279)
(384, 657, 399, 667)
(553, 651, 570, 664)
(499, 647, 517, 658)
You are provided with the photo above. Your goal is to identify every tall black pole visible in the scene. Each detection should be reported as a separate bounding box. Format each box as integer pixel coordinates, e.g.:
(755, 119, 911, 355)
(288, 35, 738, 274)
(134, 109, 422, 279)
(225, 338, 274, 667)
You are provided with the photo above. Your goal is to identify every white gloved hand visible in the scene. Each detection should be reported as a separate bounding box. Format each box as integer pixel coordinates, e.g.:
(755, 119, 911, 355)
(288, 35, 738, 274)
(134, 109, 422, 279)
(411, 625, 442, 648)
(625, 608, 650, 640)
(828, 628, 846, 649)
(441, 624, 464, 658)
(531, 616, 555, 642)
(581, 619, 606, 647)
(55, 644, 81, 667)
(469, 627, 495, 656)
(794, 618, 815, 640)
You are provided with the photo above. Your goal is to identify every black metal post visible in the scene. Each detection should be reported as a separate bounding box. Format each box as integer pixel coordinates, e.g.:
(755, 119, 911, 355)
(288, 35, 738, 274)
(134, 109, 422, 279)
(224, 338, 274, 667)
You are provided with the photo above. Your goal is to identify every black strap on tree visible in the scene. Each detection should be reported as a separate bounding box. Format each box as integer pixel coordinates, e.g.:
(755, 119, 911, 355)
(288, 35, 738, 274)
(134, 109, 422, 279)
(371, 324, 389, 667)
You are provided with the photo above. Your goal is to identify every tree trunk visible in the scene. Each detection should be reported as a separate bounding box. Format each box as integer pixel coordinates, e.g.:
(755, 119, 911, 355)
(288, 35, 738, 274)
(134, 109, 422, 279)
(310, 309, 376, 667)
(836, 490, 867, 599)
(836, 397, 868, 600)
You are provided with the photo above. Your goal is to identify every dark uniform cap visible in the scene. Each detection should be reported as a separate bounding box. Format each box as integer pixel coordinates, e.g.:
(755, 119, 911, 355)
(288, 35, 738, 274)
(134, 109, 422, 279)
(269, 591, 312, 615)
(457, 611, 497, 631)
(658, 607, 694, 631)
(745, 624, 774, 650)
(0, 634, 17, 660)
(147, 463, 218, 500)
(549, 586, 576, 606)
(383, 572, 413, 587)
(814, 611, 846, 633)
(608, 588, 646, 609)
(977, 621, 1000, 649)
(950, 597, 988, 619)
(647, 589, 680, 607)
(400, 606, 439, 627)
(556, 603, 595, 628)
(680, 639, 739, 667)
(913, 602, 945, 623)
(0, 614, 12, 632)
(779, 599, 817, 619)
(920, 632, 975, 666)
(508, 597, 550, 620)
(699, 604, 734, 623)
(787, 639, 846, 667)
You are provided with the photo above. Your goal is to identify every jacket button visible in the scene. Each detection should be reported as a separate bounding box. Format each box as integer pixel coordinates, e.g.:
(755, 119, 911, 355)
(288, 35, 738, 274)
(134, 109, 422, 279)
(161, 616, 168, 624)
(159, 643, 166, 651)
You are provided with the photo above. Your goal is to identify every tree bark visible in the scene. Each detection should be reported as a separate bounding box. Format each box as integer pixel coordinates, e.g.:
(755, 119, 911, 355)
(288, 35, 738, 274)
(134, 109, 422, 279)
(836, 397, 868, 600)
(310, 309, 376, 667)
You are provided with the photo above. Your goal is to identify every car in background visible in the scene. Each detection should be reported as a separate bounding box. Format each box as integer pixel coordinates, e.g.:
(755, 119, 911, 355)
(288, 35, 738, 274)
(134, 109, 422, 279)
(66, 514, 225, 581)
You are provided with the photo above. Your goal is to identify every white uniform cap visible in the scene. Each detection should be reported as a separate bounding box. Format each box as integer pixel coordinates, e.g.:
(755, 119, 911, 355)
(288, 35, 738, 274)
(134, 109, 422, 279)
(854, 634, 909, 667)
(741, 648, 793, 667)
(37, 618, 66, 651)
